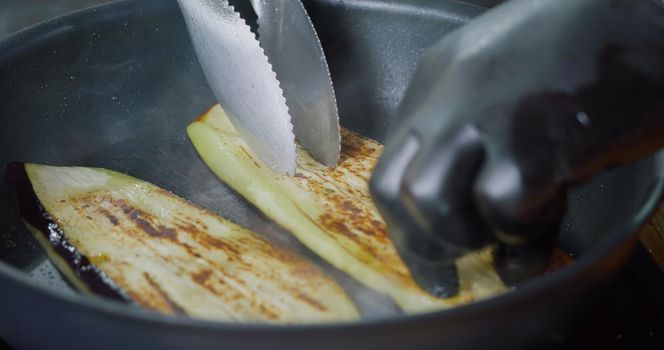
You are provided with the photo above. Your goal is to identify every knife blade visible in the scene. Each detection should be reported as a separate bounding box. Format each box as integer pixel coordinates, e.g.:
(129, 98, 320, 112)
(250, 0, 341, 167)
(178, 0, 341, 174)
(177, 0, 297, 175)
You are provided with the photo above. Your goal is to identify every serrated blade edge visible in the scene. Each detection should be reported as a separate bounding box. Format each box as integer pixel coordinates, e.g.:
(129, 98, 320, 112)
(251, 0, 341, 167)
(177, 0, 297, 175)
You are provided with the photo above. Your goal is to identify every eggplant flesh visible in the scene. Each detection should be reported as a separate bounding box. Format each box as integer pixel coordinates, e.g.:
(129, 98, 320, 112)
(187, 105, 508, 313)
(6, 162, 359, 323)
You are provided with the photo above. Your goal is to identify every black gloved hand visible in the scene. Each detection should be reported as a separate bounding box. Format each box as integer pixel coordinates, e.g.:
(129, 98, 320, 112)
(370, 0, 664, 297)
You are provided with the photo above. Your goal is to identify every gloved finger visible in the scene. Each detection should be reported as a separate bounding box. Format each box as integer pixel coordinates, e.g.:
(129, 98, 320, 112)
(401, 123, 490, 250)
(384, 220, 462, 298)
(473, 150, 567, 240)
(473, 152, 566, 284)
(493, 236, 557, 286)
(371, 123, 492, 297)
(370, 133, 420, 220)
(371, 130, 463, 297)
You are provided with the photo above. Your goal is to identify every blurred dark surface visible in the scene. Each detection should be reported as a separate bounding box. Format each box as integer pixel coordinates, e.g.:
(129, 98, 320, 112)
(1, 248, 661, 350)
(557, 245, 664, 350)
(0, 0, 110, 39)
(0, 1, 662, 349)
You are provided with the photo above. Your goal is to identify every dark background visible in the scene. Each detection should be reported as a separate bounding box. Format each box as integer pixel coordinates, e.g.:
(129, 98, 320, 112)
(0, 0, 662, 349)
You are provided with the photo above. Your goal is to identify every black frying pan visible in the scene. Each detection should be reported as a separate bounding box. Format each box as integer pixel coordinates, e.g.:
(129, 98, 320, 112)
(1, 0, 663, 349)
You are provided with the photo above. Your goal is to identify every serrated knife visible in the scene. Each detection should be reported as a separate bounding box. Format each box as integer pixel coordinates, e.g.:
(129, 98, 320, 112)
(177, 0, 340, 175)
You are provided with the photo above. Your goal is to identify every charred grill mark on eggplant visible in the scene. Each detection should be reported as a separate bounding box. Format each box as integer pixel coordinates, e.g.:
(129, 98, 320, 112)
(142, 272, 188, 316)
(188, 106, 482, 312)
(6, 162, 129, 301)
(6, 162, 359, 323)
(187, 105, 576, 313)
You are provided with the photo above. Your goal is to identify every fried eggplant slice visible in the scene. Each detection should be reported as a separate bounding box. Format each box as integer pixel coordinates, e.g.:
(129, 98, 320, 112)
(6, 162, 359, 323)
(187, 105, 507, 313)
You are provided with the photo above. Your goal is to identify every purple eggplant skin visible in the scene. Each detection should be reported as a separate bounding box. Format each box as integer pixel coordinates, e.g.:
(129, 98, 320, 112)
(5, 162, 129, 302)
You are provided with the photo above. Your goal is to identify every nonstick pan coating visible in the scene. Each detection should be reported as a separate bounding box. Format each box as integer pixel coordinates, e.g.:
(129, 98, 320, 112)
(1, 0, 663, 349)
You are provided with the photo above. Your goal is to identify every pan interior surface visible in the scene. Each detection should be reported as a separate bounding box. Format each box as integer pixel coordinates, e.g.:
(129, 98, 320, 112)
(0, 0, 662, 327)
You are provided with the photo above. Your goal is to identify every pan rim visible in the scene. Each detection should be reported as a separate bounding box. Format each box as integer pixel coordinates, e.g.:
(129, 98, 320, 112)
(1, 0, 662, 334)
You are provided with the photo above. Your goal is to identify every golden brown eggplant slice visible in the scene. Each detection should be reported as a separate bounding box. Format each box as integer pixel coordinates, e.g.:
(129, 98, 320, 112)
(6, 162, 359, 323)
(187, 105, 507, 313)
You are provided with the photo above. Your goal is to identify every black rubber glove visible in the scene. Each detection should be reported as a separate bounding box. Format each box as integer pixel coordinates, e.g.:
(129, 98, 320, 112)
(370, 0, 664, 297)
